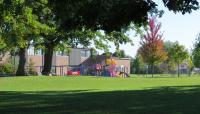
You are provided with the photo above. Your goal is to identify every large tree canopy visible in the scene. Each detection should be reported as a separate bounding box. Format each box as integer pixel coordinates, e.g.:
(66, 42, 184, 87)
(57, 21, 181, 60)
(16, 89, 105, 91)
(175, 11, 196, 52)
(163, 0, 199, 14)
(0, 0, 199, 76)
(50, 0, 199, 32)
(0, 0, 55, 76)
(50, 0, 155, 32)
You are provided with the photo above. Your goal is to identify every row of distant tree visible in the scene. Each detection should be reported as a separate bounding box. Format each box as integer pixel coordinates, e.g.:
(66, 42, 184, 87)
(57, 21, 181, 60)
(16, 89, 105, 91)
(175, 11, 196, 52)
(138, 18, 190, 77)
(131, 40, 191, 77)
(0, 0, 199, 76)
(129, 18, 200, 77)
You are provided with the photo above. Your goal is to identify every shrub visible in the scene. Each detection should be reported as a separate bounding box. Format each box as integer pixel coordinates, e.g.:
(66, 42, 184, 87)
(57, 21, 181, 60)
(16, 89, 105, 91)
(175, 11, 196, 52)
(28, 59, 38, 75)
(0, 63, 15, 74)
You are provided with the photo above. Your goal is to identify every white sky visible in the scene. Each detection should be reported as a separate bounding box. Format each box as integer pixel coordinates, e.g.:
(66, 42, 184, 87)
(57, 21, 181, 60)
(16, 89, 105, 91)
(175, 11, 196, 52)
(105, 1, 200, 58)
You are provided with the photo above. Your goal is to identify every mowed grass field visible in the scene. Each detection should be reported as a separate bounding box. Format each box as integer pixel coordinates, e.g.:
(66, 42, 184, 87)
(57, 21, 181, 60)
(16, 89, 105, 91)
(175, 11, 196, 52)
(1, 76, 200, 114)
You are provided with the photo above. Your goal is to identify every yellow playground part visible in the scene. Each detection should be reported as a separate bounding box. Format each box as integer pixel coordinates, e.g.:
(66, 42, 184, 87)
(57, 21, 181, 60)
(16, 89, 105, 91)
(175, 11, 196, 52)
(106, 58, 116, 65)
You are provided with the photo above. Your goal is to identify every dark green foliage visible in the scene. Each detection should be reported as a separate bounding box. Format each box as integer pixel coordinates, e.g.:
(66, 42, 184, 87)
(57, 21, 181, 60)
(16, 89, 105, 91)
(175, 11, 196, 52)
(163, 0, 199, 14)
(0, 58, 15, 75)
(0, 38, 8, 56)
(28, 59, 37, 75)
(188, 56, 194, 76)
(132, 55, 145, 74)
(192, 33, 200, 68)
(50, 0, 155, 32)
(0, 0, 54, 76)
(113, 50, 127, 58)
(102, 52, 112, 57)
(131, 56, 164, 74)
(0, 63, 14, 74)
(51, 0, 199, 33)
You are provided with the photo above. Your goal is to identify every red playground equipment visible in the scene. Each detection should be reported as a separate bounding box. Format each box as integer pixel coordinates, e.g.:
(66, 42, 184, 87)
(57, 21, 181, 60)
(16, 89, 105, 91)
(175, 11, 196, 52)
(67, 67, 81, 76)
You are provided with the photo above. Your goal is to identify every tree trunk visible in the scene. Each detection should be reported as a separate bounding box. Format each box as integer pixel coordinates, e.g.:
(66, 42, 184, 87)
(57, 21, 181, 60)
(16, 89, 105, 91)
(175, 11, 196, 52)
(188, 68, 191, 77)
(42, 44, 54, 75)
(168, 64, 170, 74)
(16, 48, 28, 76)
(178, 63, 180, 77)
(152, 64, 154, 78)
(146, 65, 148, 78)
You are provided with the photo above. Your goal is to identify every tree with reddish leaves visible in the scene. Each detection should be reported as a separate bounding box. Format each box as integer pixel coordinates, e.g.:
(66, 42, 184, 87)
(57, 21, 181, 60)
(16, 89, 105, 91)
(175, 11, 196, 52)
(139, 18, 167, 77)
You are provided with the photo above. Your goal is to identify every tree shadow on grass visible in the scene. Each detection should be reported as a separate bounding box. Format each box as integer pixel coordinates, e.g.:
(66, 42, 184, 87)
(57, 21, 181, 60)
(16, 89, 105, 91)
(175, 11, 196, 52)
(1, 86, 200, 114)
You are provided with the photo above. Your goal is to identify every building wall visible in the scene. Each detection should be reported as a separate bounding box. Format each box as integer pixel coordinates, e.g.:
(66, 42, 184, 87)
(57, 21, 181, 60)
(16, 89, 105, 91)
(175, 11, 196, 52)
(0, 53, 10, 64)
(28, 55, 69, 75)
(55, 56, 68, 75)
(69, 48, 91, 66)
(28, 55, 43, 66)
(69, 49, 81, 66)
(28, 55, 43, 73)
(81, 57, 89, 63)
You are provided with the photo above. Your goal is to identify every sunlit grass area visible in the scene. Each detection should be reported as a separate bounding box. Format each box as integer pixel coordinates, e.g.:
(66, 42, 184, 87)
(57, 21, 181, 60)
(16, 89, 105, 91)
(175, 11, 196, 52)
(1, 76, 200, 114)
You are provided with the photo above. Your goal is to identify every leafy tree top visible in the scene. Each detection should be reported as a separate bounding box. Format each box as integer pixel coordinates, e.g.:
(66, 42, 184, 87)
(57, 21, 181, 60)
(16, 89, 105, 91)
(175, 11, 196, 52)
(169, 42, 189, 64)
(50, 0, 199, 33)
(139, 17, 167, 65)
(1, 0, 55, 48)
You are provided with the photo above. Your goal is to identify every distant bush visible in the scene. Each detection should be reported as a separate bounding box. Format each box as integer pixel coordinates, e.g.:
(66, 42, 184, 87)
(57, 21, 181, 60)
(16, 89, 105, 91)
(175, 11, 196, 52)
(28, 58, 37, 75)
(0, 63, 15, 74)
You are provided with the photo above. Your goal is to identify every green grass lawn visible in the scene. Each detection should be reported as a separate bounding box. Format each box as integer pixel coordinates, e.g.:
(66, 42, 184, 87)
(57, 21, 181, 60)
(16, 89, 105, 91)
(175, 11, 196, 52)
(1, 76, 200, 114)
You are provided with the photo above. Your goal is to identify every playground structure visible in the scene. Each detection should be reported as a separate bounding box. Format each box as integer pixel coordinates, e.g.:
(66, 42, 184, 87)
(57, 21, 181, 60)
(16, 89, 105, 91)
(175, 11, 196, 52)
(67, 56, 129, 77)
(29, 57, 130, 77)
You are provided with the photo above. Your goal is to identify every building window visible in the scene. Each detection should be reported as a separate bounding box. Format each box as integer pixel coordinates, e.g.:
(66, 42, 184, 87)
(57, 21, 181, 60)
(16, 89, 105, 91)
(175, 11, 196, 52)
(28, 47, 43, 55)
(56, 51, 68, 56)
(81, 50, 91, 57)
(28, 47, 34, 55)
(81, 50, 85, 57)
(34, 49, 42, 55)
(86, 50, 91, 57)
(56, 51, 63, 56)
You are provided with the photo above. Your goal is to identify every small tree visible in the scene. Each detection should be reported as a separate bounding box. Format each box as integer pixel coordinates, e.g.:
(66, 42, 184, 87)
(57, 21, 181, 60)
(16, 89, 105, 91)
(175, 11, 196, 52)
(132, 54, 145, 74)
(187, 56, 194, 76)
(169, 42, 189, 77)
(113, 50, 127, 58)
(139, 18, 167, 77)
(0, 57, 15, 75)
(192, 33, 200, 68)
(28, 59, 37, 76)
(164, 41, 178, 73)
